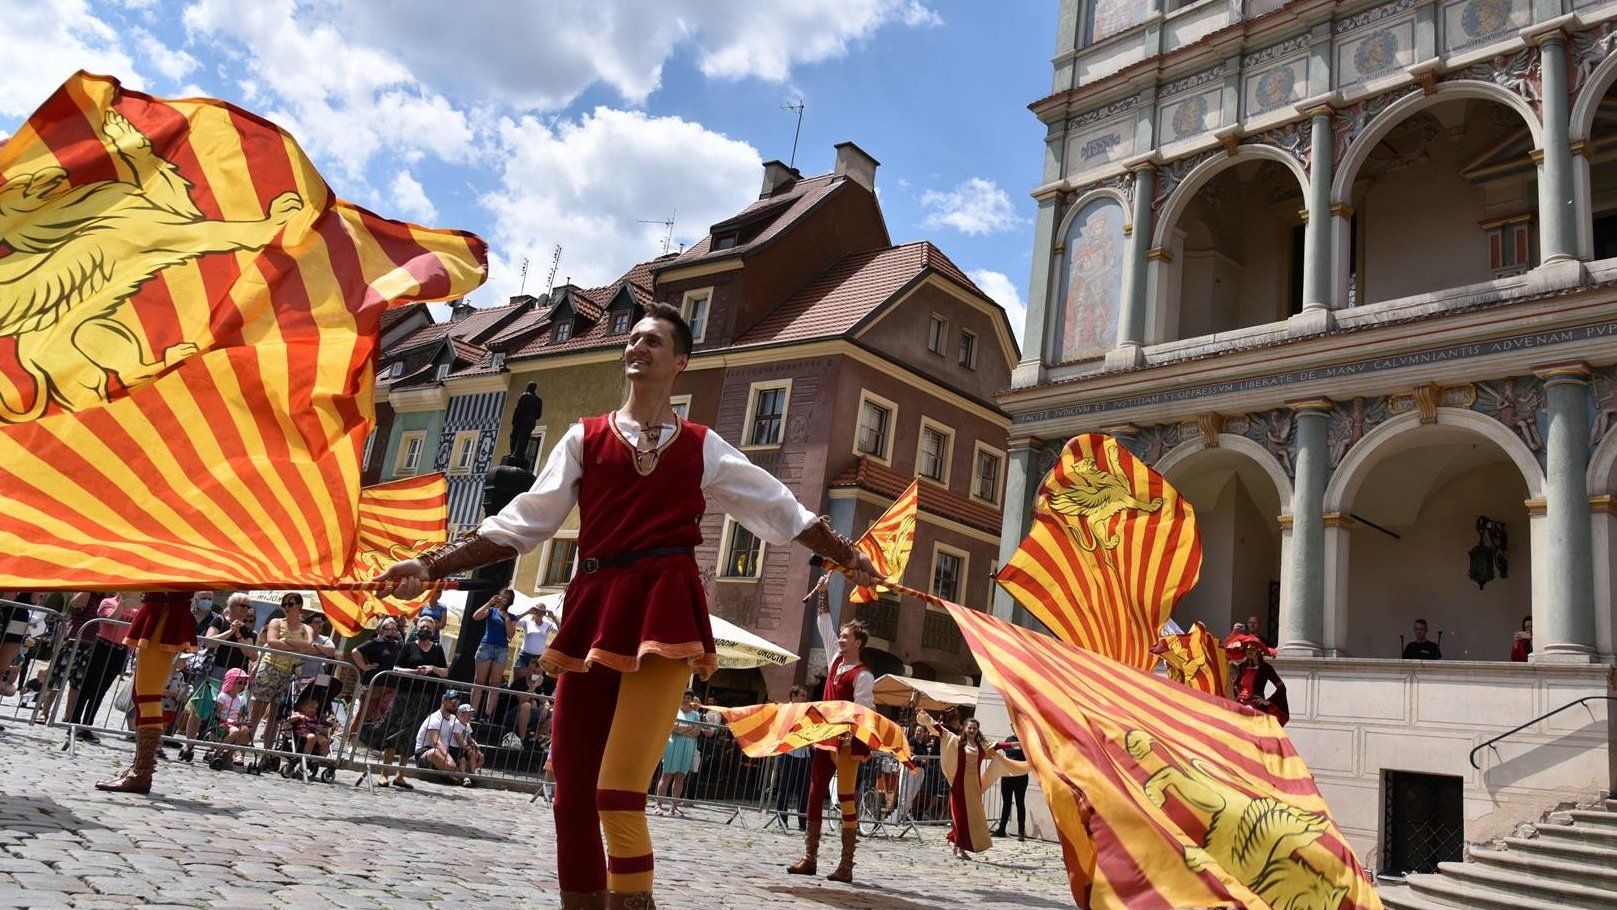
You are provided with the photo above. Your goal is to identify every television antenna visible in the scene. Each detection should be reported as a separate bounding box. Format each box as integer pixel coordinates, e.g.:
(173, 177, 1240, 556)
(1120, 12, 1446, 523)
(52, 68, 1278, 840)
(518, 256, 530, 294)
(544, 244, 563, 294)
(782, 99, 805, 169)
(638, 211, 677, 256)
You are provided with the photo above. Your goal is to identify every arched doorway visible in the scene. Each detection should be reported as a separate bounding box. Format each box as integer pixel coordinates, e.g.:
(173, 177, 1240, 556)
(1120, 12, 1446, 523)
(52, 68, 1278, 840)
(1329, 415, 1538, 659)
(1155, 157, 1307, 342)
(1160, 439, 1287, 641)
(1339, 93, 1540, 305)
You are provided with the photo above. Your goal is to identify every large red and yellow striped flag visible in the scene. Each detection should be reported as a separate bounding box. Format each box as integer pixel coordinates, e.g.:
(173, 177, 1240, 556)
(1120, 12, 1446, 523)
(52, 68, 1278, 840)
(708, 701, 914, 766)
(996, 434, 1201, 670)
(320, 474, 449, 637)
(948, 603, 1380, 910)
(1153, 621, 1228, 697)
(850, 478, 919, 603)
(0, 73, 485, 589)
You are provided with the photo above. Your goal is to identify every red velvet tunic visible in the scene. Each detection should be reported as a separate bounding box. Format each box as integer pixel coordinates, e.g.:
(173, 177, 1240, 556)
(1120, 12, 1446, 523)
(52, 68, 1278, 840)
(823, 654, 872, 758)
(541, 414, 717, 678)
(124, 592, 198, 654)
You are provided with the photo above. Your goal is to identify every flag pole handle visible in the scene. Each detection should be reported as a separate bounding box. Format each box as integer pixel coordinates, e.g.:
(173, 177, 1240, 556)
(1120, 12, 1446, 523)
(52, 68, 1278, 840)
(324, 579, 502, 593)
(808, 555, 945, 608)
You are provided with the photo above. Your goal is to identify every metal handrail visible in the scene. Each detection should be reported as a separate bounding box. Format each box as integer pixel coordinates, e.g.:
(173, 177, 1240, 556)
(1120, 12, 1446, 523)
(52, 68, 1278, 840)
(1468, 695, 1617, 769)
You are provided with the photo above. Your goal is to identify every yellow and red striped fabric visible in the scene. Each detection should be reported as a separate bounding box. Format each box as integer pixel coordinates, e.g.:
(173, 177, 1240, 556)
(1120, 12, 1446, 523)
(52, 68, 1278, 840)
(850, 478, 919, 603)
(0, 72, 485, 590)
(1153, 622, 1228, 698)
(947, 603, 1381, 910)
(319, 474, 449, 637)
(997, 434, 1201, 670)
(709, 701, 914, 767)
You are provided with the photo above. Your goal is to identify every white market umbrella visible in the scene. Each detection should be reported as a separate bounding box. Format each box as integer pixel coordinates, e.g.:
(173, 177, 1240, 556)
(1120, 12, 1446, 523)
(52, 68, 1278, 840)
(707, 613, 799, 670)
(871, 674, 979, 712)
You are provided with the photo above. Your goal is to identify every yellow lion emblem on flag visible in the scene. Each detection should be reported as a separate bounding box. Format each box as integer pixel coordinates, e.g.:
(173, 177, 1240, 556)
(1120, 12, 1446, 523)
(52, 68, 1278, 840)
(0, 109, 303, 421)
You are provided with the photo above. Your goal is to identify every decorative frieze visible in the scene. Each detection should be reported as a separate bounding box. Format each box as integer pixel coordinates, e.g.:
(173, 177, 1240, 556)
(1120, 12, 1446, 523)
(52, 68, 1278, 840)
(1327, 396, 1391, 466)
(1333, 0, 1418, 35)
(1244, 119, 1311, 166)
(1067, 94, 1144, 131)
(1159, 65, 1226, 100)
(1476, 375, 1545, 452)
(1570, 22, 1617, 96)
(1242, 34, 1313, 69)
(1152, 148, 1224, 216)
(1447, 46, 1543, 110)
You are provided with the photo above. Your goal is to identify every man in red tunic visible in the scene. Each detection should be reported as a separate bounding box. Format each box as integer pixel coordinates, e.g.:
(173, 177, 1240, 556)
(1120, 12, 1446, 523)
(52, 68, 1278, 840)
(95, 591, 206, 793)
(787, 580, 875, 882)
(379, 303, 877, 910)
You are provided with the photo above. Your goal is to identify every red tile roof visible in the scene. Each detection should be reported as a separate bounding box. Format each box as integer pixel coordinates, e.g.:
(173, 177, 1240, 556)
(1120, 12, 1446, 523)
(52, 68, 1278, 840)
(734, 241, 984, 348)
(507, 257, 661, 361)
(380, 302, 426, 333)
(653, 173, 844, 270)
(828, 457, 1002, 535)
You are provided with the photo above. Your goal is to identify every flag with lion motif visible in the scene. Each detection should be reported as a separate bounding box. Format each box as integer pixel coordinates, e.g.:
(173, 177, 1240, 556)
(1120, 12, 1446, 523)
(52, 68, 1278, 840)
(850, 478, 919, 603)
(0, 72, 485, 589)
(996, 434, 1201, 670)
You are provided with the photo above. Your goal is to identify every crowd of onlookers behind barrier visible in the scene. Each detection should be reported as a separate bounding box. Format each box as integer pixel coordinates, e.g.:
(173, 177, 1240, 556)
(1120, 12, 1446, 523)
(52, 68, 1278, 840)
(0, 589, 1020, 834)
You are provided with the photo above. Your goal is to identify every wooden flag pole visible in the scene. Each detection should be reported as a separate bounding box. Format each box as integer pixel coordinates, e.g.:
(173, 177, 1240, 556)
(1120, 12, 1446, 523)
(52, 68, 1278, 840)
(808, 555, 946, 608)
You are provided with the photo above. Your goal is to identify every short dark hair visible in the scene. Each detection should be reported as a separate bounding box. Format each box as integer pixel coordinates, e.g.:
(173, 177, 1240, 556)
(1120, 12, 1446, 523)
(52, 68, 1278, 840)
(841, 618, 869, 648)
(642, 302, 693, 357)
(789, 685, 810, 699)
(281, 592, 303, 610)
(683, 689, 697, 700)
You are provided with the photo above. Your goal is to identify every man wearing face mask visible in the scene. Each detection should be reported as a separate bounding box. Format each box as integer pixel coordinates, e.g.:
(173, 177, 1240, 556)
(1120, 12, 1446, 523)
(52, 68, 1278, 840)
(362, 618, 447, 790)
(348, 618, 404, 741)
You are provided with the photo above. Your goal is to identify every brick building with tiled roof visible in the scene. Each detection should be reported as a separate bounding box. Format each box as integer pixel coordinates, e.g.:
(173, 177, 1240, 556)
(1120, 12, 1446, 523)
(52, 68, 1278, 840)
(476, 142, 1019, 703)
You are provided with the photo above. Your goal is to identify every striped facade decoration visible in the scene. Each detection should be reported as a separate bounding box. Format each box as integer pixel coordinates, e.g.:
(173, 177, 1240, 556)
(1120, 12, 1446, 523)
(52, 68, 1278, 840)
(438, 389, 506, 533)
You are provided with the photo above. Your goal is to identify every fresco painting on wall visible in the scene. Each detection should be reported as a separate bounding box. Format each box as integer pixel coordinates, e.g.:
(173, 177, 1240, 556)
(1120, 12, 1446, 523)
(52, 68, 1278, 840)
(1089, 0, 1149, 43)
(1245, 57, 1306, 114)
(1055, 198, 1126, 362)
(1443, 0, 1527, 51)
(1338, 19, 1414, 86)
(1162, 90, 1219, 142)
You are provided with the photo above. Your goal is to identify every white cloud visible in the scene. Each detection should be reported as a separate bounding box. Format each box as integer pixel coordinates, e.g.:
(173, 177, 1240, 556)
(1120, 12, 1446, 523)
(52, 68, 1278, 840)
(132, 27, 198, 82)
(389, 171, 439, 224)
(968, 269, 1027, 347)
(0, 0, 147, 118)
(479, 107, 761, 304)
(921, 178, 1024, 236)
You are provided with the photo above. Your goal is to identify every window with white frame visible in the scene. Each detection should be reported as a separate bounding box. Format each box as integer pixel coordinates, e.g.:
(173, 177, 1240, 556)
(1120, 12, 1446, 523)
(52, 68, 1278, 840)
(611, 310, 632, 334)
(491, 351, 507, 370)
(395, 430, 426, 475)
(669, 395, 692, 420)
(720, 518, 764, 579)
(553, 321, 572, 343)
(927, 315, 947, 355)
(681, 289, 712, 343)
(972, 443, 1004, 504)
(916, 420, 953, 483)
(447, 430, 481, 474)
(387, 361, 403, 380)
(543, 537, 579, 586)
(931, 546, 967, 602)
(361, 429, 377, 472)
(958, 330, 978, 369)
(433, 362, 451, 381)
(523, 426, 547, 468)
(743, 380, 791, 448)
(855, 392, 895, 461)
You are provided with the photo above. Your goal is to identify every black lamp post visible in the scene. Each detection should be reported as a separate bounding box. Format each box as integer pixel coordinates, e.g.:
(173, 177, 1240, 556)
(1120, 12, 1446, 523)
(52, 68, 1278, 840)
(447, 453, 535, 682)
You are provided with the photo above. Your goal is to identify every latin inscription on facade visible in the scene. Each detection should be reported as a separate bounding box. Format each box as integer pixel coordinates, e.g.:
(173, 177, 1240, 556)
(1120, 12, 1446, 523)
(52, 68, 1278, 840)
(1067, 114, 1136, 177)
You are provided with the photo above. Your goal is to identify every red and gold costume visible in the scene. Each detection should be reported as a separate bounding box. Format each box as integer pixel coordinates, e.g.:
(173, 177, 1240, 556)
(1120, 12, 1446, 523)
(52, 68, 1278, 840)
(97, 592, 199, 793)
(419, 410, 842, 909)
(924, 718, 1026, 855)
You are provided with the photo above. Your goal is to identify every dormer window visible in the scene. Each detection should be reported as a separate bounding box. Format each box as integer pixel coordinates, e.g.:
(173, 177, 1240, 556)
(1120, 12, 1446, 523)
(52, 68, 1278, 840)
(491, 351, 507, 370)
(553, 322, 572, 343)
(433, 362, 450, 381)
(611, 310, 631, 334)
(714, 234, 738, 251)
(387, 362, 403, 380)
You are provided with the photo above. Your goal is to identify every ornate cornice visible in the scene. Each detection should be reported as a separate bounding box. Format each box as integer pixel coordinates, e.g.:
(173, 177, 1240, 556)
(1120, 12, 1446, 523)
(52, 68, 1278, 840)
(1159, 65, 1226, 99)
(1333, 0, 1417, 36)
(1066, 94, 1144, 131)
(1242, 34, 1313, 69)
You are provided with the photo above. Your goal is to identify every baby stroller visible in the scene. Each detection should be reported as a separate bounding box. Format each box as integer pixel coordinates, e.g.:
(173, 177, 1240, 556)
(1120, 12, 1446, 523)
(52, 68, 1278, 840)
(276, 679, 340, 783)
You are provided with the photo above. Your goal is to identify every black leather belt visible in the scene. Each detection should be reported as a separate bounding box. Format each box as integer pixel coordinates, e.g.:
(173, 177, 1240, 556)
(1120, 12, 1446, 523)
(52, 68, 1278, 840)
(581, 546, 696, 574)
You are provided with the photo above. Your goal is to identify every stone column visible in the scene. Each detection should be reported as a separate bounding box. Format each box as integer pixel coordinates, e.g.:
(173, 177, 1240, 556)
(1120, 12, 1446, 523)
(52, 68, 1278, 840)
(1300, 105, 1335, 313)
(1534, 362, 1597, 660)
(1108, 161, 1157, 369)
(993, 438, 1043, 624)
(1535, 30, 1577, 264)
(1279, 399, 1331, 657)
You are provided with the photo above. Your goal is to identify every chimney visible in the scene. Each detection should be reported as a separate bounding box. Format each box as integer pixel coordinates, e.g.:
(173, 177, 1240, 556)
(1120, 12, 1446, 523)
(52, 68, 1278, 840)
(760, 159, 801, 198)
(833, 142, 879, 192)
(448, 299, 474, 322)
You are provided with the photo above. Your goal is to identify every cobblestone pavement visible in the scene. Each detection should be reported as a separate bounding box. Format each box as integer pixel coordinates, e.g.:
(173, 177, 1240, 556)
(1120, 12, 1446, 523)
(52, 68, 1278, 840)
(0, 723, 1076, 909)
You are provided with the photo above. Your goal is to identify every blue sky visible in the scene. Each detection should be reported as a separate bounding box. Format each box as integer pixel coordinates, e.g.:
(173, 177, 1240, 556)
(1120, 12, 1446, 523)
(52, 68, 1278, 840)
(4, 1, 1055, 341)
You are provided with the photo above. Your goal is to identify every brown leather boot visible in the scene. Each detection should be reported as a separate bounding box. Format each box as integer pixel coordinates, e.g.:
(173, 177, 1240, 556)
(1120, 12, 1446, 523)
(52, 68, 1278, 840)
(826, 827, 857, 883)
(604, 892, 654, 909)
(95, 727, 162, 794)
(787, 811, 821, 874)
(558, 891, 606, 910)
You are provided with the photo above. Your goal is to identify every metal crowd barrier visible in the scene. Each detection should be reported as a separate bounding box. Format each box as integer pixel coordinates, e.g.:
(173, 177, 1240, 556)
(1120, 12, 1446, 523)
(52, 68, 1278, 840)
(49, 617, 360, 783)
(345, 668, 554, 792)
(0, 596, 68, 726)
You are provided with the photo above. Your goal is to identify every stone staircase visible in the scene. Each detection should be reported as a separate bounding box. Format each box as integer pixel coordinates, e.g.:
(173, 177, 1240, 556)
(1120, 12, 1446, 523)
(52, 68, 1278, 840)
(1380, 799, 1617, 909)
